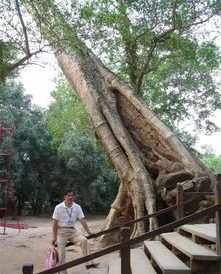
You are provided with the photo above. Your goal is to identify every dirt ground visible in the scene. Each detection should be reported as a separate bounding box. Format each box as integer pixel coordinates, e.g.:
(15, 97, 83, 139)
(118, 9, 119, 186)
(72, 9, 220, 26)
(0, 215, 117, 274)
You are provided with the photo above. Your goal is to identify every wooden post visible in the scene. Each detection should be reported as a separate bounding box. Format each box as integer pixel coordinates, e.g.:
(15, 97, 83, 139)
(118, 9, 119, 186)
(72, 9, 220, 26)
(215, 177, 221, 255)
(176, 183, 184, 219)
(22, 264, 33, 274)
(120, 227, 131, 274)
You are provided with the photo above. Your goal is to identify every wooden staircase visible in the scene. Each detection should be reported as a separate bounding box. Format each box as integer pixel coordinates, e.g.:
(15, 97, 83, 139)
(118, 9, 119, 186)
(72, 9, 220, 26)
(78, 223, 220, 274)
(108, 223, 220, 274)
(144, 223, 220, 274)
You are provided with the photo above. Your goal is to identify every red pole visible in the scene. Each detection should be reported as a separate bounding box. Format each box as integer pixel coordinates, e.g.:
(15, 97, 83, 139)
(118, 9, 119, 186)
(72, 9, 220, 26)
(0, 125, 3, 141)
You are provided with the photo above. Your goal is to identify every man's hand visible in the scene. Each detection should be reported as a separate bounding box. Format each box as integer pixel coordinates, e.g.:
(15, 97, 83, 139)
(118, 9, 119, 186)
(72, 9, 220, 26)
(80, 218, 92, 236)
(52, 219, 58, 246)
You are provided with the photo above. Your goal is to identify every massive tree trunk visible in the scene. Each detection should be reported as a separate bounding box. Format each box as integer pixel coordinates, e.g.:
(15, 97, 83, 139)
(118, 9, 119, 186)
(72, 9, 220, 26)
(55, 48, 216, 240)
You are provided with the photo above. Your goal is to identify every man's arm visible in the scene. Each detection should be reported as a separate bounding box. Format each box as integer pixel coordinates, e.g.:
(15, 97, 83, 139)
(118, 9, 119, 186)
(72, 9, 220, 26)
(52, 219, 58, 245)
(80, 218, 92, 235)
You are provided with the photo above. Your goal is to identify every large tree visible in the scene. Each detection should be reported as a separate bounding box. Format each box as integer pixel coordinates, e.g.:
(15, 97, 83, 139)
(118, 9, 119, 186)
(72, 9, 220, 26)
(22, 0, 221, 237)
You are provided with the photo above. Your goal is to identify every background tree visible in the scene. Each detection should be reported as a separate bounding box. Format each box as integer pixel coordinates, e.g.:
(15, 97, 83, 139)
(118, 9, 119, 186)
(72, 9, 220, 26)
(0, 80, 59, 214)
(201, 154, 221, 174)
(200, 145, 221, 174)
(22, 0, 221, 238)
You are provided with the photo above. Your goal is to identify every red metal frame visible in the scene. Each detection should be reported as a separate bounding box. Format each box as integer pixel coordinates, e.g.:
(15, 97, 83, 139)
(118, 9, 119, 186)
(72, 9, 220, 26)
(0, 122, 14, 235)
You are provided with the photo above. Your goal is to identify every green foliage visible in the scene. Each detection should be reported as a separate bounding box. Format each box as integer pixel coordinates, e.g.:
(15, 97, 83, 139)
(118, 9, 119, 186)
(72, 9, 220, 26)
(0, 41, 17, 80)
(0, 80, 56, 214)
(201, 153, 221, 174)
(47, 79, 91, 147)
(143, 39, 221, 132)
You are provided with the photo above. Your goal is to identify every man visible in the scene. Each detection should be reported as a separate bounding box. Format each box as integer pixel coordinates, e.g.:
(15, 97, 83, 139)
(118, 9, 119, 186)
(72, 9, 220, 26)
(52, 190, 96, 273)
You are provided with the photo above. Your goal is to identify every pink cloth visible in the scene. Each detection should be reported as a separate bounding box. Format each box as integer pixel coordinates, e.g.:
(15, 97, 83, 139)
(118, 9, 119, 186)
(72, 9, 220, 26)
(45, 247, 59, 269)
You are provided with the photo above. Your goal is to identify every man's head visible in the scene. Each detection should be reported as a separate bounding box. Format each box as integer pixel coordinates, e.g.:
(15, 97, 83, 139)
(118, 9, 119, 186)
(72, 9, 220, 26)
(64, 190, 76, 206)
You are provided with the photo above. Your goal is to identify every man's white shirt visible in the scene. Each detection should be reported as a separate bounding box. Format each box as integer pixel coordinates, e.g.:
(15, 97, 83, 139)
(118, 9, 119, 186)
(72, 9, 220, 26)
(52, 202, 85, 227)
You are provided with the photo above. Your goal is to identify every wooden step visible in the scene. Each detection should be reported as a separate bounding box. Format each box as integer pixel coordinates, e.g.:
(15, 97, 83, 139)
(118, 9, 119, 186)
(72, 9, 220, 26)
(131, 247, 157, 274)
(144, 241, 190, 274)
(108, 248, 157, 274)
(161, 232, 219, 261)
(179, 224, 216, 243)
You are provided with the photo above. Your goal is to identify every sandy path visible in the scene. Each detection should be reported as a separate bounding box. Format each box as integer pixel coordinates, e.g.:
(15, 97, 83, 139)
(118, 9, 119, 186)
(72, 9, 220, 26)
(0, 215, 116, 274)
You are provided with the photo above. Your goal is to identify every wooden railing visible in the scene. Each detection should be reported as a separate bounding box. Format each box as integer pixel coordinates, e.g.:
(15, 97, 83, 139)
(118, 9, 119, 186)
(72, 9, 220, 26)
(22, 180, 221, 274)
(87, 195, 207, 240)
(176, 181, 214, 220)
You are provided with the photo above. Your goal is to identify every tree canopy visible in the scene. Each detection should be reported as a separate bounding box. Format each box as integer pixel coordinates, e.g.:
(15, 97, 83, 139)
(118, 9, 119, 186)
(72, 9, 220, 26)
(18, 0, 221, 134)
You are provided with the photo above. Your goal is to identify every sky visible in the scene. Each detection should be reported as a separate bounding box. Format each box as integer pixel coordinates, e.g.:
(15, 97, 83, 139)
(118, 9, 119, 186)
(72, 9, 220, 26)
(19, 53, 58, 108)
(19, 54, 221, 156)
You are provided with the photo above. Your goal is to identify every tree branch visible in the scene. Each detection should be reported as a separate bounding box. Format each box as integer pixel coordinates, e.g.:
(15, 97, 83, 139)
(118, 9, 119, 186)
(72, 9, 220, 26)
(15, 0, 31, 57)
(5, 49, 43, 77)
(116, 0, 138, 89)
(135, 1, 217, 92)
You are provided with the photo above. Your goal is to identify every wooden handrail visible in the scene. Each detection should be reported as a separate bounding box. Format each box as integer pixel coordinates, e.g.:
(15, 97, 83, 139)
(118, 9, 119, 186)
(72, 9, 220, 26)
(87, 195, 204, 239)
(130, 204, 221, 246)
(184, 192, 214, 195)
(176, 183, 184, 219)
(215, 182, 221, 254)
